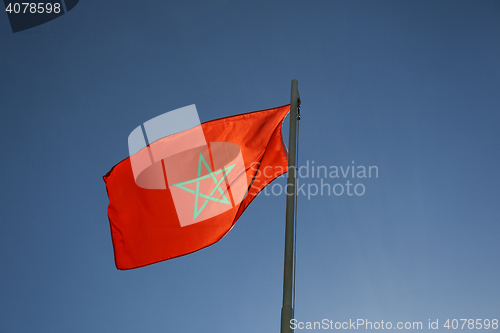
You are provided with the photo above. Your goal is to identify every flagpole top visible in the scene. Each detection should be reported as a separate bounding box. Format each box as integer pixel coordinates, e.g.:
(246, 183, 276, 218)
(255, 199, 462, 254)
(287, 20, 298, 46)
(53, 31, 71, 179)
(291, 80, 300, 106)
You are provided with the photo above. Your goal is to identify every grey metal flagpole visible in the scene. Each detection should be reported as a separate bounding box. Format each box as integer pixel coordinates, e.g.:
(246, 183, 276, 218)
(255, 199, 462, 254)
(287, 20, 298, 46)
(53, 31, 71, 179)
(281, 79, 300, 333)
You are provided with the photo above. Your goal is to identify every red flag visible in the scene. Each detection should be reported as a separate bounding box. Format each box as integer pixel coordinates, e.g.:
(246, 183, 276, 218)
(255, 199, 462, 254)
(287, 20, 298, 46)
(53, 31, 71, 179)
(103, 105, 290, 269)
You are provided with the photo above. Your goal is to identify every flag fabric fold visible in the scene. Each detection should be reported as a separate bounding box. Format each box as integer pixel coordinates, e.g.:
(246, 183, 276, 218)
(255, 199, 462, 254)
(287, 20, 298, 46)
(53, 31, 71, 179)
(104, 104, 290, 270)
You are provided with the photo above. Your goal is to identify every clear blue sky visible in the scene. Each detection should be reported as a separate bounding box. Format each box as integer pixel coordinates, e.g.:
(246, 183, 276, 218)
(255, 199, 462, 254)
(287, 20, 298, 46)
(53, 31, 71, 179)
(1, 1, 499, 332)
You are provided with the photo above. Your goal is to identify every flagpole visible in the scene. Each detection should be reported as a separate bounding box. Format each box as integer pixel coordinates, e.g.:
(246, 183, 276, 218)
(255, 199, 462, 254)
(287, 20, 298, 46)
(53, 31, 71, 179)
(281, 79, 300, 333)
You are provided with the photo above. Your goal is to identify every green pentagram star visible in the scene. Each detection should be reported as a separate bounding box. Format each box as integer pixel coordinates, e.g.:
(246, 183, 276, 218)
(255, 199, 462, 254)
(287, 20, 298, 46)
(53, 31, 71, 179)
(172, 153, 236, 221)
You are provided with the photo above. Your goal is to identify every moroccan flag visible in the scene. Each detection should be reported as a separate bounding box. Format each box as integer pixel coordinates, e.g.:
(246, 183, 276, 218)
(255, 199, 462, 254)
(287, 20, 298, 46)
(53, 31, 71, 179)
(104, 104, 290, 270)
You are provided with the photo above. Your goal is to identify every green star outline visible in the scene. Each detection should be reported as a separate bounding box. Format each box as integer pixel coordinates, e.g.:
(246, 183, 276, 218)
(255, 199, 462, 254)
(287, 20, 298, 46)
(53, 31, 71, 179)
(172, 153, 236, 221)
